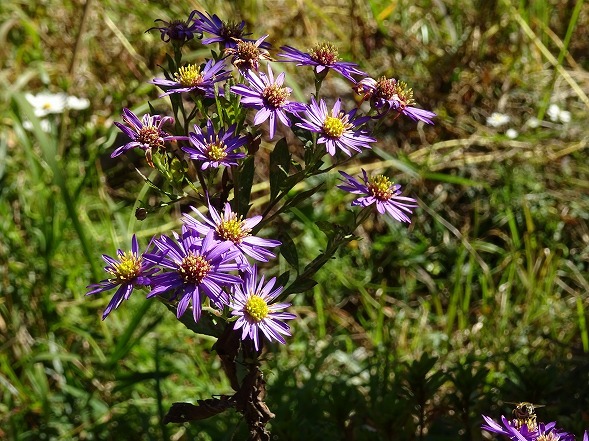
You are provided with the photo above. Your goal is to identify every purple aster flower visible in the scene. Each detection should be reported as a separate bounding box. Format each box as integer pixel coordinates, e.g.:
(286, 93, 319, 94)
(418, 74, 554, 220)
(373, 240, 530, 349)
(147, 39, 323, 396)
(224, 34, 273, 72)
(147, 10, 202, 45)
(182, 202, 281, 264)
(538, 424, 575, 441)
(482, 415, 530, 441)
(296, 97, 376, 156)
(482, 414, 575, 441)
(151, 58, 230, 97)
(354, 76, 436, 124)
(277, 43, 366, 82)
(144, 227, 243, 322)
(229, 265, 296, 351)
(193, 11, 271, 50)
(338, 169, 417, 223)
(112, 108, 186, 166)
(86, 235, 157, 320)
(231, 65, 306, 140)
(182, 120, 247, 169)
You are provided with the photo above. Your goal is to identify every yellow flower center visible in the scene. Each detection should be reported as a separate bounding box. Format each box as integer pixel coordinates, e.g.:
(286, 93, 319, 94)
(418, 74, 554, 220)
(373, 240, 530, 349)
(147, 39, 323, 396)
(309, 42, 339, 65)
(322, 116, 346, 138)
(395, 81, 415, 104)
(537, 433, 559, 441)
(367, 175, 394, 201)
(179, 253, 211, 284)
(216, 215, 249, 244)
(206, 140, 228, 161)
(262, 84, 290, 108)
(245, 295, 269, 322)
(174, 64, 204, 87)
(108, 252, 142, 283)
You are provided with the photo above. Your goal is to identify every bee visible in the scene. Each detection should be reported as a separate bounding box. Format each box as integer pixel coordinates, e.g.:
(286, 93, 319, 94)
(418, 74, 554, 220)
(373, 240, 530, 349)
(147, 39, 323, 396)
(507, 402, 544, 431)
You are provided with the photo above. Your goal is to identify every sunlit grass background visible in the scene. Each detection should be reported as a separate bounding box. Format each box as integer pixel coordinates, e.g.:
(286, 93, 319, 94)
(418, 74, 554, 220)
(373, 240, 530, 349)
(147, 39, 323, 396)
(2, 0, 589, 440)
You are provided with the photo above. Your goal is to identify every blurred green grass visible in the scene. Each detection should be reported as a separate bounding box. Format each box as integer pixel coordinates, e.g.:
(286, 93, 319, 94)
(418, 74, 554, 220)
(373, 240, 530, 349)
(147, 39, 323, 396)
(1, 0, 589, 440)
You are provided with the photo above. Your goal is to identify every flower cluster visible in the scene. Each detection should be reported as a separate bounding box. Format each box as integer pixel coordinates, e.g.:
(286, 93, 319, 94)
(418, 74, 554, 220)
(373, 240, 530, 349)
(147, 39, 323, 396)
(338, 169, 417, 223)
(87, 205, 294, 350)
(93, 8, 437, 352)
(111, 10, 434, 222)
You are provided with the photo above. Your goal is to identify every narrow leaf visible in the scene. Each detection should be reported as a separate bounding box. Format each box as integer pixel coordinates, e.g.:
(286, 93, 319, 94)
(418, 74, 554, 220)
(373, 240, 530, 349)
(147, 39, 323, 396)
(278, 231, 299, 271)
(236, 155, 255, 217)
(269, 138, 291, 200)
(284, 277, 317, 295)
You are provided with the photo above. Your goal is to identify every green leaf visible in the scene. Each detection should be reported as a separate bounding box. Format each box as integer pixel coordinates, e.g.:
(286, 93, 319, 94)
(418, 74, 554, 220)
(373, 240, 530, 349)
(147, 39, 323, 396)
(269, 138, 291, 200)
(275, 271, 291, 289)
(106, 300, 155, 367)
(165, 53, 176, 77)
(315, 220, 338, 237)
(284, 277, 317, 295)
(283, 183, 325, 212)
(279, 231, 299, 271)
(423, 171, 484, 187)
(236, 155, 255, 217)
(163, 302, 224, 338)
(112, 370, 173, 393)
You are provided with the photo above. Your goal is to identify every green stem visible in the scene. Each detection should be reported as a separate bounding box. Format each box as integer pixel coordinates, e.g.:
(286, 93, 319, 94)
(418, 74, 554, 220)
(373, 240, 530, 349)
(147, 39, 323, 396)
(536, 0, 584, 121)
(286, 206, 373, 293)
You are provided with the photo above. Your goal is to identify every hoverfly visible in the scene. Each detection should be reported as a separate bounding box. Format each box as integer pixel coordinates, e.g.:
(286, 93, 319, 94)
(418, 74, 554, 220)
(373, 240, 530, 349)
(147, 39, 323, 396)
(507, 402, 545, 431)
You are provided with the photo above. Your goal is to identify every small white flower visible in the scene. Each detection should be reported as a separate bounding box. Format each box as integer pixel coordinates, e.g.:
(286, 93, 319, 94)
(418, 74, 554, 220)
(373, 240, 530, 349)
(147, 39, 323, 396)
(526, 117, 540, 128)
(547, 104, 560, 122)
(25, 92, 67, 117)
(25, 92, 90, 117)
(486, 112, 510, 128)
(558, 110, 571, 124)
(505, 128, 518, 139)
(22, 119, 53, 133)
(66, 96, 90, 110)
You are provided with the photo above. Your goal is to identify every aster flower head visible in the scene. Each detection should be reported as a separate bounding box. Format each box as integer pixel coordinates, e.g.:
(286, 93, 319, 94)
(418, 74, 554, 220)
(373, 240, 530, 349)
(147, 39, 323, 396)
(338, 169, 417, 223)
(354, 76, 436, 124)
(183, 202, 281, 264)
(536, 423, 576, 441)
(144, 228, 244, 323)
(86, 235, 157, 320)
(482, 415, 531, 441)
(231, 65, 306, 139)
(151, 58, 231, 98)
(224, 34, 273, 72)
(183, 120, 247, 169)
(193, 11, 271, 50)
(230, 265, 296, 351)
(482, 414, 576, 441)
(296, 96, 376, 156)
(112, 108, 186, 166)
(278, 43, 366, 82)
(147, 10, 202, 45)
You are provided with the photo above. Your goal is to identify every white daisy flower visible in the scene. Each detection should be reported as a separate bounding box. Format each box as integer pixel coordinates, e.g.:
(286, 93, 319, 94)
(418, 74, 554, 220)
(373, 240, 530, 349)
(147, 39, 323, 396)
(25, 92, 67, 117)
(486, 112, 510, 128)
